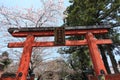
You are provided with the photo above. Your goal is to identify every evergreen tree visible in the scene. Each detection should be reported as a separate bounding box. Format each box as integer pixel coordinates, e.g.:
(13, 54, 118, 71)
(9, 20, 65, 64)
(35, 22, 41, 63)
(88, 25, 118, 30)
(0, 51, 12, 69)
(65, 0, 120, 26)
(61, 0, 120, 79)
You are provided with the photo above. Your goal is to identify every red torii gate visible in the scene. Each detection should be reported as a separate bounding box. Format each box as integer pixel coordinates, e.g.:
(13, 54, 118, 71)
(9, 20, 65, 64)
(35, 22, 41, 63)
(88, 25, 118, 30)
(2, 25, 120, 80)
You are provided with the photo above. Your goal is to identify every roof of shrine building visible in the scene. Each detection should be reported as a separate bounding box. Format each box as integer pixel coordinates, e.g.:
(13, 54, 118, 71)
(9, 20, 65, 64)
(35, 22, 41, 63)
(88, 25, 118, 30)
(8, 25, 112, 33)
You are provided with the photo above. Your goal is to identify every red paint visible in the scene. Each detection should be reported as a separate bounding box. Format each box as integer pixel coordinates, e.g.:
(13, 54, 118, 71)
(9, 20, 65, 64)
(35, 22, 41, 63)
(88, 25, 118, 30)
(86, 32, 107, 75)
(105, 74, 120, 80)
(96, 39, 112, 44)
(8, 40, 87, 47)
(11, 29, 108, 37)
(16, 35, 34, 80)
(8, 39, 112, 47)
(6, 27, 115, 80)
(88, 74, 120, 80)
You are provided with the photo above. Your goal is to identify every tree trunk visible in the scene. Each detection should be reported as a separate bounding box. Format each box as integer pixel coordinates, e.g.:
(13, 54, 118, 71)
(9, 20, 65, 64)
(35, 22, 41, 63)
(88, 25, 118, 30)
(99, 45, 111, 74)
(106, 45, 119, 73)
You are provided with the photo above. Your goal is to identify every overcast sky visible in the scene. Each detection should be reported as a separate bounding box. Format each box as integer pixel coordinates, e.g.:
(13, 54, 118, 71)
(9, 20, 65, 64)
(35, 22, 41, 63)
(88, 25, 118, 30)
(0, 0, 70, 8)
(0, 0, 70, 60)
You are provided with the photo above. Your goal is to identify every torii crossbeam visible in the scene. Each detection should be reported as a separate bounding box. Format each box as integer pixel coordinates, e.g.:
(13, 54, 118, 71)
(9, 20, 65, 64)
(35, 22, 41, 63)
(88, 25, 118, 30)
(2, 25, 120, 80)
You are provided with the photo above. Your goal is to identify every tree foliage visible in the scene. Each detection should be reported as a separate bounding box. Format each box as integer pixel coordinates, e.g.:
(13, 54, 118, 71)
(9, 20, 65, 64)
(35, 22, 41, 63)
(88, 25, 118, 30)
(0, 0, 64, 28)
(0, 51, 12, 70)
(65, 0, 120, 26)
(0, 0, 64, 78)
(61, 0, 120, 79)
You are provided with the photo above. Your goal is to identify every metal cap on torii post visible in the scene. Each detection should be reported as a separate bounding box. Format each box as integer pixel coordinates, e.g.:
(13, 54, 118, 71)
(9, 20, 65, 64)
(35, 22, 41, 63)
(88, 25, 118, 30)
(6, 25, 113, 80)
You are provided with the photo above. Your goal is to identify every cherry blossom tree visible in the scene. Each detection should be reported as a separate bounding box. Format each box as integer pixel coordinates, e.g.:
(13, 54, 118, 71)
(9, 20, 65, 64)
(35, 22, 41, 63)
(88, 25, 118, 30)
(0, 0, 64, 28)
(0, 0, 65, 77)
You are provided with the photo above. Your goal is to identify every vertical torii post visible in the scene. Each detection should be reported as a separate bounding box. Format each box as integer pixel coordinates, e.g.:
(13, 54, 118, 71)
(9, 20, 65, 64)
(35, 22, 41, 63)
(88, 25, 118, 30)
(7, 26, 113, 80)
(17, 35, 34, 80)
(86, 32, 107, 75)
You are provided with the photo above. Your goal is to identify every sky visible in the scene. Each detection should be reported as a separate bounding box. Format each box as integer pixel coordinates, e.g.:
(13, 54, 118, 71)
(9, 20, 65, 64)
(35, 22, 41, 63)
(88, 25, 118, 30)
(0, 0, 70, 8)
(0, 0, 70, 26)
(0, 0, 70, 60)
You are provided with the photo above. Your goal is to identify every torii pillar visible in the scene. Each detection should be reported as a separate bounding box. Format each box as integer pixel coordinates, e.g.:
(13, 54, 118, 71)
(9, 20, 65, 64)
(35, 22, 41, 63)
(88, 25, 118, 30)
(86, 32, 107, 75)
(6, 26, 115, 80)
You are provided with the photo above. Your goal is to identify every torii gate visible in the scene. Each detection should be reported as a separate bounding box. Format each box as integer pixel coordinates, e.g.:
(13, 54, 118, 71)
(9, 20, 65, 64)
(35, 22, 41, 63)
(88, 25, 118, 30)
(3, 25, 120, 80)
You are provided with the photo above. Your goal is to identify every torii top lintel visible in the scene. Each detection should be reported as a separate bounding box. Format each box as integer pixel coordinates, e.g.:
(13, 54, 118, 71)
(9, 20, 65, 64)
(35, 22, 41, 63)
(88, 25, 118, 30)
(8, 25, 111, 37)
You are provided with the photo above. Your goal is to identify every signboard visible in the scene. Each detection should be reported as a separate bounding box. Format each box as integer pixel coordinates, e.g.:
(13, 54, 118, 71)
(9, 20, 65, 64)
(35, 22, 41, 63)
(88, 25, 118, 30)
(54, 27, 65, 45)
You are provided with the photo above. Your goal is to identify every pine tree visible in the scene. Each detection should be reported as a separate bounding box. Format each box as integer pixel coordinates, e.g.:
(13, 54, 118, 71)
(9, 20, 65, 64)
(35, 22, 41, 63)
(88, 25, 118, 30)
(61, 0, 120, 79)
(0, 51, 11, 69)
